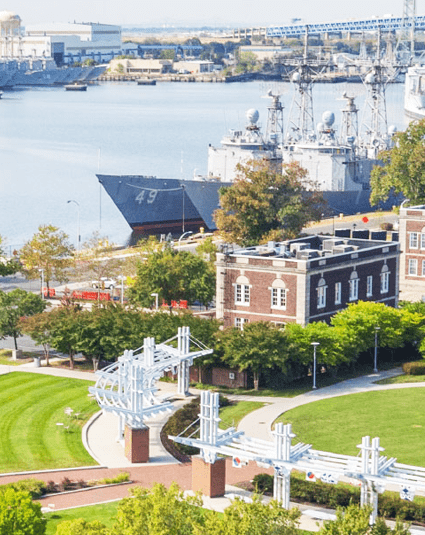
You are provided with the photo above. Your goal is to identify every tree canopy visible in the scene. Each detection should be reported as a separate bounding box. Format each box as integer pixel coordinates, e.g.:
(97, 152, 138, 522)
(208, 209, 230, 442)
(370, 118, 425, 205)
(214, 161, 324, 246)
(0, 488, 46, 535)
(128, 245, 216, 308)
(19, 225, 74, 290)
(0, 289, 46, 349)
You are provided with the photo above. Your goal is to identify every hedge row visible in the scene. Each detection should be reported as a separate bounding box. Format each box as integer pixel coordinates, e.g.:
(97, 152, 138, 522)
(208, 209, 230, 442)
(253, 473, 425, 523)
(402, 360, 425, 375)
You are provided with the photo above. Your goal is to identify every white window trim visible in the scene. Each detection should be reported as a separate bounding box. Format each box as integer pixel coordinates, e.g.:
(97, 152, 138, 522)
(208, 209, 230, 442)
(271, 287, 288, 310)
(317, 285, 327, 309)
(349, 278, 359, 301)
(234, 283, 251, 306)
(366, 275, 373, 297)
(421, 233, 425, 250)
(380, 271, 390, 294)
(235, 317, 249, 330)
(410, 232, 419, 249)
(334, 282, 341, 305)
(408, 258, 418, 276)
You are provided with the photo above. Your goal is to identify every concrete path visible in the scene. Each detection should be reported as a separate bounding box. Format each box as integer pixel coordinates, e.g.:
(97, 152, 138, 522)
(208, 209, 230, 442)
(237, 368, 410, 439)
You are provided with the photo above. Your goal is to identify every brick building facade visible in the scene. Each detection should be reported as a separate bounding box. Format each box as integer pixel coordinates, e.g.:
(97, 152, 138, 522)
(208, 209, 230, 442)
(399, 205, 425, 299)
(216, 236, 400, 328)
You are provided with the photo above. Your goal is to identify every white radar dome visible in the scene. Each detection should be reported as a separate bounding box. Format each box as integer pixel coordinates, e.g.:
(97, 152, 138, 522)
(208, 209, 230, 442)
(0, 11, 20, 22)
(322, 111, 335, 126)
(316, 122, 325, 132)
(365, 73, 375, 84)
(291, 72, 301, 83)
(246, 108, 259, 125)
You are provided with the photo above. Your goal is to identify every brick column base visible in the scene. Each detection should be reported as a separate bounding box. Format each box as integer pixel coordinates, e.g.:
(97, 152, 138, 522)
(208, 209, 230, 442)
(124, 425, 149, 463)
(192, 455, 226, 497)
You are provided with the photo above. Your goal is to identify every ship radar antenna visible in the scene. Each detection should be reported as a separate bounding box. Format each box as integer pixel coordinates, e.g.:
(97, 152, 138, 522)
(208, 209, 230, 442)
(262, 90, 284, 147)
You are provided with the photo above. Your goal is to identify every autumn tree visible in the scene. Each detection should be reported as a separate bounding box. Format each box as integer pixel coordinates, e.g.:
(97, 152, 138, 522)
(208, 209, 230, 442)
(214, 160, 324, 246)
(370, 118, 425, 205)
(0, 235, 19, 276)
(20, 225, 74, 292)
(19, 311, 54, 365)
(0, 289, 46, 349)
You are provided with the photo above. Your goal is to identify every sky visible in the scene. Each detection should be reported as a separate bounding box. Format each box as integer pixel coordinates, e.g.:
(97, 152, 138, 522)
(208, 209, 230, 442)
(4, 0, 424, 27)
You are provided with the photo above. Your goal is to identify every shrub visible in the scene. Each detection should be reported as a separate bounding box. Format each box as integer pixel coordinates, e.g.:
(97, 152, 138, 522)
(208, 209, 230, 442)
(253, 473, 273, 493)
(0, 479, 47, 499)
(97, 472, 130, 485)
(402, 360, 425, 375)
(380, 222, 393, 231)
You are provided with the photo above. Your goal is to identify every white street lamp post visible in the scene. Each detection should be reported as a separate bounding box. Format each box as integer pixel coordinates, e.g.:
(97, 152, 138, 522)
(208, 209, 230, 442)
(178, 231, 193, 247)
(67, 200, 81, 251)
(374, 326, 380, 373)
(311, 342, 320, 390)
(151, 292, 159, 310)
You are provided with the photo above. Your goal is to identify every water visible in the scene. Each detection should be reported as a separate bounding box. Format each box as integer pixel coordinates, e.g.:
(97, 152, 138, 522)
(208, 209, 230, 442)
(0, 81, 409, 252)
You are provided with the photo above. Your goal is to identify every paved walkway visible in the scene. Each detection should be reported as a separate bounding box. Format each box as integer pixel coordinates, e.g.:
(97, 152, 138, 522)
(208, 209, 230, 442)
(3, 361, 425, 532)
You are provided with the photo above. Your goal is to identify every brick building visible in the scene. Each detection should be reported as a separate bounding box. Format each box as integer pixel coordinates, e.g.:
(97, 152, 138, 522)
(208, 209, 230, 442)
(399, 204, 425, 299)
(216, 236, 400, 328)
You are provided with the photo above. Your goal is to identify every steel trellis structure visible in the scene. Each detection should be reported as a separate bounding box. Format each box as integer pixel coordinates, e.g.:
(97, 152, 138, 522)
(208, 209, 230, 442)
(170, 392, 425, 523)
(90, 327, 213, 440)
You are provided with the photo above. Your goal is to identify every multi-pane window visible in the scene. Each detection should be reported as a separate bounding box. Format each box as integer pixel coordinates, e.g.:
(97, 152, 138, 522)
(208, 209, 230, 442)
(380, 272, 389, 294)
(366, 275, 373, 297)
(349, 274, 359, 301)
(334, 282, 341, 305)
(235, 283, 250, 304)
(317, 285, 326, 308)
(422, 260, 425, 276)
(271, 288, 287, 309)
(235, 317, 249, 330)
(408, 258, 418, 275)
(410, 232, 419, 249)
(421, 233, 425, 249)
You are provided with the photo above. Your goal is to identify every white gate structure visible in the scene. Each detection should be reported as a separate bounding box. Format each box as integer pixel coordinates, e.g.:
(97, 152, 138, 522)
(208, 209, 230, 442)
(89, 327, 213, 441)
(170, 392, 425, 523)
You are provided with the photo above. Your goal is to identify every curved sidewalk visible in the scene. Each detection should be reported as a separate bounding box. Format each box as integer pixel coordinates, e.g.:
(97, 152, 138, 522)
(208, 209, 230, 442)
(237, 368, 415, 439)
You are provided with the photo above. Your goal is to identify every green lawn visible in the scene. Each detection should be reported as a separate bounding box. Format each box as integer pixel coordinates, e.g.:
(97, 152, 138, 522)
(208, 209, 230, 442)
(377, 374, 425, 384)
(0, 348, 37, 366)
(276, 389, 425, 466)
(45, 501, 119, 534)
(219, 401, 265, 430)
(0, 372, 99, 473)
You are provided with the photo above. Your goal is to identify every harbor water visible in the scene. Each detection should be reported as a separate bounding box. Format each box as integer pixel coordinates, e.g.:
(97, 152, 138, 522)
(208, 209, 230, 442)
(0, 81, 409, 252)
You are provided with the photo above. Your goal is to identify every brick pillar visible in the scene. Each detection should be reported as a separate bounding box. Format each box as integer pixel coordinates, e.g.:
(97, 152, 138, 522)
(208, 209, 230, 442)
(192, 455, 226, 497)
(124, 425, 149, 463)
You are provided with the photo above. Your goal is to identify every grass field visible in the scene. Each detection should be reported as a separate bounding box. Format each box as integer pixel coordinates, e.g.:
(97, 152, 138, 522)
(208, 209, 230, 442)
(0, 372, 99, 473)
(219, 401, 265, 429)
(276, 389, 425, 466)
(45, 502, 119, 534)
(377, 374, 425, 384)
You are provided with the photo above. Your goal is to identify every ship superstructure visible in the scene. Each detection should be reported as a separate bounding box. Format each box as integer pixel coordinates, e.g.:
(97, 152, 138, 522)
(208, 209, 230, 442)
(404, 65, 425, 119)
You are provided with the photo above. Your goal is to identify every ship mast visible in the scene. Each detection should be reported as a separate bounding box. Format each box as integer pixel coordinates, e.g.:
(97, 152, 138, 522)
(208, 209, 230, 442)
(359, 27, 391, 155)
(265, 90, 284, 149)
(286, 26, 315, 143)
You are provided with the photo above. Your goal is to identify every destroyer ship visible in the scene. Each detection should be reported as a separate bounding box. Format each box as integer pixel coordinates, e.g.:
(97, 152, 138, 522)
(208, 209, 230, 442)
(98, 35, 399, 237)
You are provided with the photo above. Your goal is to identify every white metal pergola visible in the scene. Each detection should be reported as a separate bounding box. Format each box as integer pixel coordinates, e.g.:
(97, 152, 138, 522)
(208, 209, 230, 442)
(89, 327, 213, 440)
(170, 392, 425, 523)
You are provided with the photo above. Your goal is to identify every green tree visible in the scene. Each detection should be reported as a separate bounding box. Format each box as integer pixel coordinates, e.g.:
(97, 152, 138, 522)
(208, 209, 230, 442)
(55, 519, 110, 535)
(128, 246, 215, 308)
(20, 225, 74, 293)
(235, 51, 259, 73)
(160, 49, 175, 60)
(0, 488, 46, 535)
(19, 311, 53, 365)
(0, 289, 46, 349)
(113, 483, 204, 535)
(202, 495, 300, 535)
(47, 307, 82, 369)
(195, 236, 218, 269)
(370, 118, 425, 205)
(218, 321, 286, 390)
(319, 504, 410, 534)
(214, 161, 323, 246)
